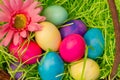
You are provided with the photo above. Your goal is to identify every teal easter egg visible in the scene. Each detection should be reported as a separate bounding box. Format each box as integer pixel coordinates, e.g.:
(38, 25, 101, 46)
(43, 5, 68, 25)
(38, 52, 64, 80)
(84, 28, 104, 59)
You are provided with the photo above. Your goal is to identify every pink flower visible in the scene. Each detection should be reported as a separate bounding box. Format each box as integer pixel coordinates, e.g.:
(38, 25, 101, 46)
(0, 0, 46, 46)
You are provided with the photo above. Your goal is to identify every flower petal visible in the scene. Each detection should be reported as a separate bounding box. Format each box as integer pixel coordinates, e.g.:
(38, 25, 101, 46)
(2, 0, 13, 12)
(13, 32, 20, 46)
(20, 30, 27, 38)
(0, 4, 11, 15)
(0, 12, 10, 22)
(22, 0, 34, 9)
(0, 29, 8, 40)
(31, 15, 46, 23)
(28, 1, 38, 10)
(30, 1, 39, 9)
(24, 1, 39, 16)
(0, 16, 9, 22)
(10, 0, 17, 11)
(0, 23, 9, 31)
(34, 8, 42, 14)
(0, 24, 9, 39)
(30, 7, 42, 16)
(0, 30, 14, 46)
(28, 23, 41, 32)
(29, 7, 43, 18)
(15, 0, 23, 10)
(0, 11, 6, 16)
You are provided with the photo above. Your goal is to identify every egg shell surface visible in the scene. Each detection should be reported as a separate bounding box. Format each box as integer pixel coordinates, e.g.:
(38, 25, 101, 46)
(35, 21, 61, 51)
(38, 52, 64, 80)
(60, 20, 87, 39)
(43, 5, 68, 25)
(59, 34, 86, 62)
(84, 28, 104, 59)
(8, 40, 42, 64)
(70, 58, 100, 80)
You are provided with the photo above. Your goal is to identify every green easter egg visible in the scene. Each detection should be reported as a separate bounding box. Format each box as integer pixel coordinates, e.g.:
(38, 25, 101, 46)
(43, 5, 68, 25)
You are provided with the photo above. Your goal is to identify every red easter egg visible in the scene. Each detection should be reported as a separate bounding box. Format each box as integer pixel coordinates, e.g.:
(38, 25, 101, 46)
(8, 40, 42, 64)
(59, 34, 86, 62)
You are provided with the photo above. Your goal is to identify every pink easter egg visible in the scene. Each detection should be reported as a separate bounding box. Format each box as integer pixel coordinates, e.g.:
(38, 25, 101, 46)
(59, 34, 86, 62)
(8, 40, 42, 64)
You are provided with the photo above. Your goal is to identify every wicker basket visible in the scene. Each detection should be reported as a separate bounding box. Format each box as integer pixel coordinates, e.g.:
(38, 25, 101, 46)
(108, 0, 120, 80)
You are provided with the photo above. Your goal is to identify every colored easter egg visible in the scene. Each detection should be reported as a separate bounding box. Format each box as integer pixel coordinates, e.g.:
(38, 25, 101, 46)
(59, 34, 86, 62)
(60, 20, 87, 39)
(43, 5, 68, 25)
(35, 21, 61, 51)
(8, 40, 42, 64)
(38, 52, 64, 80)
(10, 62, 25, 80)
(70, 58, 100, 80)
(84, 28, 104, 59)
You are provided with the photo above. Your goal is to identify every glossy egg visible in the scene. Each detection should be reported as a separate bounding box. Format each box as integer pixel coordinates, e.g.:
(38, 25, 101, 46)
(8, 40, 42, 64)
(38, 52, 64, 80)
(59, 34, 86, 62)
(70, 58, 100, 80)
(35, 21, 61, 51)
(60, 20, 87, 39)
(43, 5, 68, 25)
(84, 28, 104, 59)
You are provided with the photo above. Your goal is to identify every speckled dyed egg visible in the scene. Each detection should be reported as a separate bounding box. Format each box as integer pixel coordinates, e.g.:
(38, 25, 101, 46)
(84, 28, 104, 59)
(60, 20, 87, 39)
(43, 5, 68, 25)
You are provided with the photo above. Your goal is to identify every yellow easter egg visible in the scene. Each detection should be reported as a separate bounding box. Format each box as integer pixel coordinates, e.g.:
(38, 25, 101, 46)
(70, 58, 100, 80)
(35, 21, 61, 51)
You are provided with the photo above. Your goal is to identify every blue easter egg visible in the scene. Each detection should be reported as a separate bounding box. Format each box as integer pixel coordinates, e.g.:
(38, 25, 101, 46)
(84, 28, 104, 59)
(38, 52, 64, 80)
(43, 5, 68, 25)
(60, 20, 87, 39)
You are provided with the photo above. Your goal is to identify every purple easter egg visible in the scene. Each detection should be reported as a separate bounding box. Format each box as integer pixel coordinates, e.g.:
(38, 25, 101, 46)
(15, 72, 23, 80)
(60, 20, 87, 39)
(10, 62, 24, 80)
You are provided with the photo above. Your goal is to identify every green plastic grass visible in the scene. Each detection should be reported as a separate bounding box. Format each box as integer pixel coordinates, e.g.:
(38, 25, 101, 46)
(0, 0, 119, 80)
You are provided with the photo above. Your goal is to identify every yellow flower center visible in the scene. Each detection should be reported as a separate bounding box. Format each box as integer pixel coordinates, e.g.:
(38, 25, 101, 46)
(13, 14, 27, 29)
